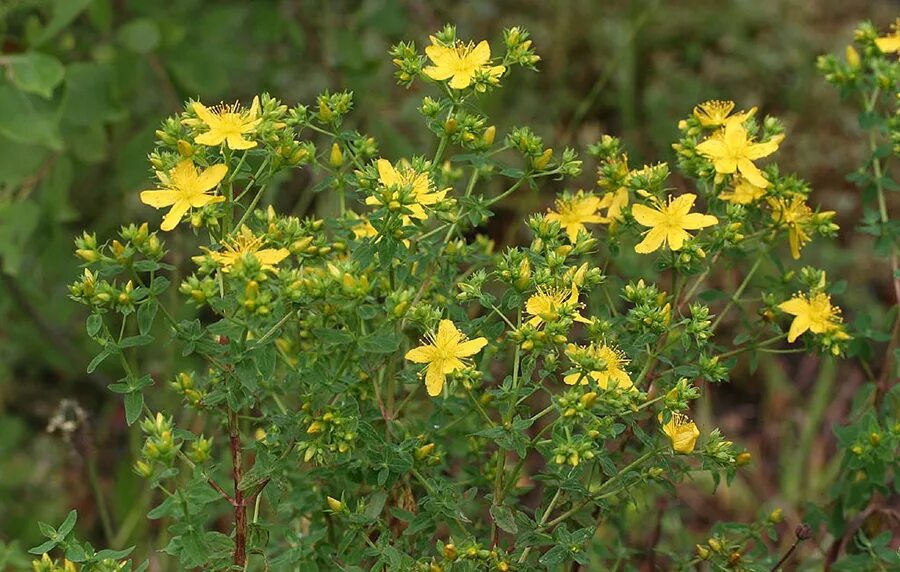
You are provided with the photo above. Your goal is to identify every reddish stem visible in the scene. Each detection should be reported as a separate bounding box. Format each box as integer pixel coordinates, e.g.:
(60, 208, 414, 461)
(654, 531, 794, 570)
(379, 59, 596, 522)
(230, 411, 247, 567)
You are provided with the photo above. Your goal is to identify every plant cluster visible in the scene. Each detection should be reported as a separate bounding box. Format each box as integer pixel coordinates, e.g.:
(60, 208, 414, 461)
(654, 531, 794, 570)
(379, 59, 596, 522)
(21, 20, 899, 572)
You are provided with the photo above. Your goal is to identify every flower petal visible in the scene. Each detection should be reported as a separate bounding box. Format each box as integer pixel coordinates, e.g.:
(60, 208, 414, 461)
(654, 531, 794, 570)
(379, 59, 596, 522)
(631, 204, 666, 227)
(405, 344, 437, 363)
(634, 226, 667, 254)
(424, 363, 445, 396)
(666, 228, 691, 251)
(681, 212, 718, 230)
(160, 200, 191, 232)
(454, 337, 488, 358)
(196, 164, 229, 191)
(140, 190, 179, 208)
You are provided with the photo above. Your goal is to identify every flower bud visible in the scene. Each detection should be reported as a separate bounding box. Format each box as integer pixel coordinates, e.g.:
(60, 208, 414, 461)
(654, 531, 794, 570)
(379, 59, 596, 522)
(329, 142, 344, 168)
(483, 125, 496, 146)
(533, 148, 553, 170)
(326, 496, 344, 512)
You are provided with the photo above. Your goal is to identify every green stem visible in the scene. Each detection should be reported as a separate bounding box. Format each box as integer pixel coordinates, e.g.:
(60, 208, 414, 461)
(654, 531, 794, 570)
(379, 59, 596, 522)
(711, 255, 763, 332)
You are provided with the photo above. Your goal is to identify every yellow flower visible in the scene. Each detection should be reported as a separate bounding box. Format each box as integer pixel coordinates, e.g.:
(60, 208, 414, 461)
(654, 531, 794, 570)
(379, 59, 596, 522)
(545, 191, 605, 241)
(207, 226, 289, 271)
(190, 96, 262, 150)
(563, 343, 633, 390)
(597, 187, 629, 228)
(632, 194, 718, 254)
(351, 215, 377, 240)
(767, 196, 834, 259)
(405, 320, 488, 396)
(692, 100, 755, 128)
(696, 115, 781, 188)
(140, 160, 227, 231)
(661, 413, 701, 454)
(778, 291, 844, 343)
(719, 177, 765, 204)
(525, 265, 590, 327)
(366, 159, 448, 221)
(423, 36, 505, 90)
(875, 19, 900, 54)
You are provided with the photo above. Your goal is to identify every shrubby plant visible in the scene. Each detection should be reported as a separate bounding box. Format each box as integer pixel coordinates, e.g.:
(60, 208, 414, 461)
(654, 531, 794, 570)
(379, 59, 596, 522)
(30, 22, 896, 571)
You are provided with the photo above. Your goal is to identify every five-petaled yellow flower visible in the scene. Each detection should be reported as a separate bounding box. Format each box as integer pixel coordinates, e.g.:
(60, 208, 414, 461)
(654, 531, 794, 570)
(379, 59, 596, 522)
(719, 177, 766, 205)
(875, 19, 900, 54)
(191, 96, 262, 150)
(692, 100, 755, 128)
(661, 413, 701, 454)
(696, 115, 781, 188)
(546, 192, 605, 241)
(207, 226, 289, 272)
(366, 159, 448, 222)
(563, 343, 633, 390)
(140, 160, 227, 231)
(632, 194, 718, 254)
(405, 320, 488, 396)
(525, 264, 590, 327)
(423, 36, 505, 90)
(778, 291, 845, 343)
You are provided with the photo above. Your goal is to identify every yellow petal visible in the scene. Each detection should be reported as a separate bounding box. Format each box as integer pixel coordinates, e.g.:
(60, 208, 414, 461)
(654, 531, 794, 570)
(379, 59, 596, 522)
(226, 134, 257, 150)
(448, 71, 474, 90)
(454, 337, 488, 358)
(377, 159, 401, 187)
(470, 40, 491, 65)
(160, 200, 191, 231)
(777, 297, 808, 316)
(634, 226, 667, 254)
(255, 248, 290, 266)
(666, 228, 692, 251)
(192, 101, 217, 125)
(140, 190, 179, 208)
(668, 194, 697, 216)
(196, 164, 229, 191)
(695, 137, 727, 159)
(424, 363, 445, 396)
(405, 344, 437, 363)
(737, 159, 769, 188)
(681, 212, 718, 230)
(786, 315, 810, 343)
(195, 131, 228, 147)
(631, 204, 666, 227)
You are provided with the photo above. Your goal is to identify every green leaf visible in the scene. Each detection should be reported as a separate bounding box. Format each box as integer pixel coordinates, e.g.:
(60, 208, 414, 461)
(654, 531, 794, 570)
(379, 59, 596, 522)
(64, 542, 86, 562)
(61, 62, 122, 127)
(490, 504, 518, 534)
(95, 547, 134, 561)
(33, 0, 95, 47)
(312, 328, 354, 345)
(86, 349, 110, 373)
(6, 53, 65, 99)
(119, 334, 154, 348)
(86, 314, 103, 337)
(27, 539, 57, 555)
(0, 200, 41, 275)
(358, 329, 400, 353)
(149, 276, 171, 296)
(137, 300, 157, 335)
(124, 392, 143, 426)
(57, 510, 77, 537)
(118, 19, 161, 54)
(0, 84, 62, 150)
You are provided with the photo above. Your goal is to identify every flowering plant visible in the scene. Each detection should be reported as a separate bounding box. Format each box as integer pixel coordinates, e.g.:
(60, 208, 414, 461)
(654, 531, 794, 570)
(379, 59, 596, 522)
(31, 22, 897, 571)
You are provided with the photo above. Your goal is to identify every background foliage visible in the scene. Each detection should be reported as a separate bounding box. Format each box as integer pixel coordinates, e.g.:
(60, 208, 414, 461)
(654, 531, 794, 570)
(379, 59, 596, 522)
(0, 0, 897, 569)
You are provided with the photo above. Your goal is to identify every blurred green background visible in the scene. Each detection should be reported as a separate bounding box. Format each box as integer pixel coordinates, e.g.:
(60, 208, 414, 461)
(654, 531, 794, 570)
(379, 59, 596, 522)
(0, 0, 897, 566)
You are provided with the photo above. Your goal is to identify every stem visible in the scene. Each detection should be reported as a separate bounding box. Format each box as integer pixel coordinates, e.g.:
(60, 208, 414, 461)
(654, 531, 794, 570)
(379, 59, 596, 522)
(229, 410, 247, 567)
(517, 488, 563, 564)
(711, 255, 763, 331)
